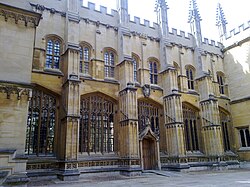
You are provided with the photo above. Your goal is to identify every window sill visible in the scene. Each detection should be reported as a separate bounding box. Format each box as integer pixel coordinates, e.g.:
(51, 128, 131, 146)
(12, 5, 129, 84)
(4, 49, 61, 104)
(32, 68, 64, 76)
(150, 84, 163, 91)
(79, 73, 92, 80)
(187, 90, 199, 95)
(78, 152, 118, 159)
(104, 78, 119, 83)
(219, 94, 229, 100)
(238, 147, 250, 152)
(186, 151, 204, 156)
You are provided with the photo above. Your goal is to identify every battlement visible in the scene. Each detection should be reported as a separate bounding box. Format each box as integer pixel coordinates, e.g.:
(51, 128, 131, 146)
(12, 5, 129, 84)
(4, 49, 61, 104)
(226, 20, 250, 40)
(223, 20, 250, 48)
(128, 15, 159, 29)
(203, 38, 223, 48)
(81, 1, 118, 17)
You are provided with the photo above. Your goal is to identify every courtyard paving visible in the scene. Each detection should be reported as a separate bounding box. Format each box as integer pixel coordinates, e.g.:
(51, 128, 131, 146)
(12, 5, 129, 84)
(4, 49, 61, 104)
(17, 169, 250, 187)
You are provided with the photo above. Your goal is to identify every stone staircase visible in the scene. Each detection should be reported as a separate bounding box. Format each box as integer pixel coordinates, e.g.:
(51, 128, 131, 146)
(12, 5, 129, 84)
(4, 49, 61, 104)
(0, 149, 29, 185)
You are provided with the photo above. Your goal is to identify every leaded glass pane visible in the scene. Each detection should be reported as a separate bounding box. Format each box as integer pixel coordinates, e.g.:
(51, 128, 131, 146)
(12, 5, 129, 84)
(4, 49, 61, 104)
(79, 95, 115, 154)
(46, 40, 53, 55)
(25, 90, 56, 155)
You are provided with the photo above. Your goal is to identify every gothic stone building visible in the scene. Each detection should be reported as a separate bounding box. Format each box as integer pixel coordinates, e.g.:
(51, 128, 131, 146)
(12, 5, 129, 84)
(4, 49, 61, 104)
(0, 0, 250, 184)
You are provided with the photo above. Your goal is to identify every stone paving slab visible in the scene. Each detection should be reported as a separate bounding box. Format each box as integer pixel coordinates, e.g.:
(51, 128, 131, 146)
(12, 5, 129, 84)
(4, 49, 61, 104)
(22, 169, 250, 187)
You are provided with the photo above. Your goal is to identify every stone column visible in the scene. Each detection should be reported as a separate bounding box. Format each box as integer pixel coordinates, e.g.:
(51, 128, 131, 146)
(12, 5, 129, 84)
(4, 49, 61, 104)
(118, 60, 140, 176)
(163, 94, 185, 157)
(161, 68, 186, 164)
(197, 76, 224, 158)
(200, 99, 224, 157)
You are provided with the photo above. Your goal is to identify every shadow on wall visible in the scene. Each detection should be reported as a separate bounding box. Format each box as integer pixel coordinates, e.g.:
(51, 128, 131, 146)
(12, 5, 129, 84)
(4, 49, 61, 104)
(224, 41, 250, 100)
(226, 42, 250, 74)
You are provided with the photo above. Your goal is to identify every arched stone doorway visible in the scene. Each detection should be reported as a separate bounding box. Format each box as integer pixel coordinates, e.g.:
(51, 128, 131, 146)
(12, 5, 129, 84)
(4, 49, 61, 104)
(139, 125, 161, 170)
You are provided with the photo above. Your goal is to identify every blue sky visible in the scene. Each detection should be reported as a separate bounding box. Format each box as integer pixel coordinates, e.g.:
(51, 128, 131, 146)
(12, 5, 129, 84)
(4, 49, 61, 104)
(83, 0, 249, 41)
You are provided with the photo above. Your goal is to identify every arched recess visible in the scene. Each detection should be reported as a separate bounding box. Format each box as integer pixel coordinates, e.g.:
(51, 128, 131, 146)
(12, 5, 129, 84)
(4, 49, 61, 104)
(25, 85, 59, 156)
(173, 61, 181, 90)
(132, 52, 141, 83)
(79, 92, 118, 155)
(219, 107, 231, 151)
(182, 102, 201, 152)
(216, 71, 226, 95)
(139, 125, 161, 170)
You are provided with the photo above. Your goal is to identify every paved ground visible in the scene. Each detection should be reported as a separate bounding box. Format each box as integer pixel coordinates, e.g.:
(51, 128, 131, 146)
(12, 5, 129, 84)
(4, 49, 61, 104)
(24, 169, 250, 187)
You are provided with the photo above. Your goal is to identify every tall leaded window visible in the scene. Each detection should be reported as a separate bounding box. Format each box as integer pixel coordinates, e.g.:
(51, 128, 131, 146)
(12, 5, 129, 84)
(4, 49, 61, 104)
(186, 66, 195, 90)
(79, 95, 115, 153)
(149, 61, 158, 84)
(217, 73, 225, 94)
(104, 51, 115, 78)
(132, 57, 138, 82)
(138, 100, 160, 135)
(239, 128, 250, 148)
(45, 38, 61, 69)
(183, 103, 199, 152)
(25, 89, 56, 155)
(80, 46, 90, 74)
(220, 110, 231, 151)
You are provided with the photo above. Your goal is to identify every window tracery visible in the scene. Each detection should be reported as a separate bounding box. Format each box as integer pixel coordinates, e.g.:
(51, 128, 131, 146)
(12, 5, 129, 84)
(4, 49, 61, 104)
(25, 89, 56, 155)
(45, 37, 61, 69)
(79, 95, 115, 153)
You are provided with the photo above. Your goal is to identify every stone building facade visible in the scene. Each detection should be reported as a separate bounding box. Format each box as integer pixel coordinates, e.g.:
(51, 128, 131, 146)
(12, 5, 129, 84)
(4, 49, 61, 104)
(0, 0, 249, 184)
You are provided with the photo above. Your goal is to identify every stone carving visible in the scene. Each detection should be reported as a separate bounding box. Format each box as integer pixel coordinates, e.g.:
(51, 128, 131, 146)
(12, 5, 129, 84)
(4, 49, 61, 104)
(0, 84, 32, 100)
(0, 7, 40, 27)
(142, 84, 151, 98)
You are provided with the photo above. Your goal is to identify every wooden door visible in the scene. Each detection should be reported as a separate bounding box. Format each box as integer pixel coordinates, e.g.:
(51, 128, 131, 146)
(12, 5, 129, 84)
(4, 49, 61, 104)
(142, 138, 155, 170)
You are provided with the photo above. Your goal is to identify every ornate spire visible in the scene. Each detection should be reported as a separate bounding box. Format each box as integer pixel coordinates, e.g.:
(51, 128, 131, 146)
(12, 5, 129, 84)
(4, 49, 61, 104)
(216, 3, 228, 41)
(188, 0, 202, 46)
(188, 0, 202, 23)
(155, 0, 169, 36)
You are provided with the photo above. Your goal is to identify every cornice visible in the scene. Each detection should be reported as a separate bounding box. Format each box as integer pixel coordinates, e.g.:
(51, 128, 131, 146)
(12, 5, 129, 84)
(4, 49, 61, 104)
(0, 82, 32, 100)
(0, 3, 41, 27)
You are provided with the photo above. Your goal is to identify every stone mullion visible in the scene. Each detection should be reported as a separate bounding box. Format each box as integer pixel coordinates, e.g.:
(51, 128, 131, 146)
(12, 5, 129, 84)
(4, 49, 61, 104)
(37, 91, 43, 155)
(45, 104, 50, 155)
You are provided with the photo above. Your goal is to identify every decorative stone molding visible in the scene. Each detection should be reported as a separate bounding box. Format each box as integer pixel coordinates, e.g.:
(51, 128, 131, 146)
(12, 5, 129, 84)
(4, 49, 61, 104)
(0, 3, 41, 27)
(0, 83, 32, 100)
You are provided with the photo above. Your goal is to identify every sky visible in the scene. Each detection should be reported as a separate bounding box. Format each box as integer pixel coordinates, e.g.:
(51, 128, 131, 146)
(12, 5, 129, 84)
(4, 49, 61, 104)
(82, 0, 250, 42)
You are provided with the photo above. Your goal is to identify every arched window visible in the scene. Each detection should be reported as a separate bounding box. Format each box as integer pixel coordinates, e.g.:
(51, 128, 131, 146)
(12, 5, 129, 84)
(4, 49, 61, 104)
(79, 94, 115, 153)
(138, 100, 161, 135)
(149, 61, 158, 84)
(80, 46, 90, 74)
(183, 103, 199, 152)
(217, 72, 225, 94)
(220, 109, 231, 151)
(25, 89, 56, 155)
(186, 66, 195, 90)
(132, 57, 138, 82)
(104, 50, 115, 78)
(45, 37, 61, 69)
